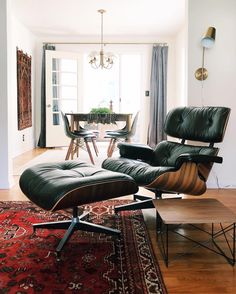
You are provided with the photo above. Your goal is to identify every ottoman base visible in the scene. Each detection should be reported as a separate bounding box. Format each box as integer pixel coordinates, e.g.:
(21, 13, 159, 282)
(19, 160, 138, 258)
(33, 206, 120, 260)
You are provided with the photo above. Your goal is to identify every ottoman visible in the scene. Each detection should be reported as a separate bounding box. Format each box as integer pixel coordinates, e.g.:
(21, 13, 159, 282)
(19, 160, 138, 258)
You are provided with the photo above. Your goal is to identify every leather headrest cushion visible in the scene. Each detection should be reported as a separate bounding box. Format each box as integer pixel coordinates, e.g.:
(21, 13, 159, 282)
(164, 106, 230, 143)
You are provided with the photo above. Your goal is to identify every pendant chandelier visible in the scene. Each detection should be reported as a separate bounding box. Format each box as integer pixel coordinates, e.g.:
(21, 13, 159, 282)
(88, 9, 114, 69)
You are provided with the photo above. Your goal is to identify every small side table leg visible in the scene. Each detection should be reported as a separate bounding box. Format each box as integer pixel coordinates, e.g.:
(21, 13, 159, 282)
(165, 224, 169, 267)
(157, 220, 169, 267)
(233, 223, 235, 265)
(156, 211, 162, 233)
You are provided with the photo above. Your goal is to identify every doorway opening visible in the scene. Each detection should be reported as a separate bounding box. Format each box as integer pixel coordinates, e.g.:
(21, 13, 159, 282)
(46, 50, 142, 147)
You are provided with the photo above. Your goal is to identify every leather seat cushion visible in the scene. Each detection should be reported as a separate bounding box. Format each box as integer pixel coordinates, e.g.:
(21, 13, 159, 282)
(19, 161, 138, 211)
(102, 141, 218, 186)
(102, 157, 176, 186)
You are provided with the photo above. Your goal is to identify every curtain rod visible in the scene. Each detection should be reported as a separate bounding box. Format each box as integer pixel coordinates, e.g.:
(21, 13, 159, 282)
(43, 41, 168, 45)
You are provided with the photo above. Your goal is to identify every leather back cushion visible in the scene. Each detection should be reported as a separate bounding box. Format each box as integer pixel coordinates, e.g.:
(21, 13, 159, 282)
(164, 106, 230, 142)
(152, 141, 218, 166)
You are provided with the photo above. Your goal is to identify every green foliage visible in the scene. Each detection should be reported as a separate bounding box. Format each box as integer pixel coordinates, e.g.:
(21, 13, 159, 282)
(90, 107, 112, 114)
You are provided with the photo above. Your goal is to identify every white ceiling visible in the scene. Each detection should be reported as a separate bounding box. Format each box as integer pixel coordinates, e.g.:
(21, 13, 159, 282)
(11, 0, 185, 38)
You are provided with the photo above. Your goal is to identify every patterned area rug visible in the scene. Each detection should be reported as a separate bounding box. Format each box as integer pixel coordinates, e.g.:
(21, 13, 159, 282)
(0, 201, 167, 294)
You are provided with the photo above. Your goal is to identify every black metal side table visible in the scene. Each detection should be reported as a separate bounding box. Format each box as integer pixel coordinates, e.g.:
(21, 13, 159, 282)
(153, 198, 236, 266)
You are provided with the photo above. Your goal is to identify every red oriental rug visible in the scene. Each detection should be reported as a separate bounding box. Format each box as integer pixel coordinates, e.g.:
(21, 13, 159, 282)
(0, 201, 167, 294)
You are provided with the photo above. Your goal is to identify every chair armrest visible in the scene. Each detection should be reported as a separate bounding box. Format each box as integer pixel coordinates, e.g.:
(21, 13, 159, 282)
(118, 143, 154, 162)
(175, 153, 223, 169)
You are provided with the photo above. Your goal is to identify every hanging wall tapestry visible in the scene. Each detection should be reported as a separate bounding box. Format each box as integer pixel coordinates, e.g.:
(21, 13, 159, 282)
(17, 48, 32, 130)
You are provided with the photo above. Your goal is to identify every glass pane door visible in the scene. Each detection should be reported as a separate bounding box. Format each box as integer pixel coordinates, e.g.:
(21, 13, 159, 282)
(45, 50, 80, 147)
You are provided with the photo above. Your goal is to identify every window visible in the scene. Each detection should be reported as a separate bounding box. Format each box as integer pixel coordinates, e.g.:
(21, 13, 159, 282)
(83, 55, 120, 112)
(83, 53, 141, 113)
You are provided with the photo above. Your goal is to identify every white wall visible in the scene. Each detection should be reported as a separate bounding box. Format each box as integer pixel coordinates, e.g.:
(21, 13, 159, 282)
(0, 1, 37, 188)
(0, 0, 14, 188)
(174, 26, 187, 108)
(188, 0, 236, 188)
(10, 13, 36, 158)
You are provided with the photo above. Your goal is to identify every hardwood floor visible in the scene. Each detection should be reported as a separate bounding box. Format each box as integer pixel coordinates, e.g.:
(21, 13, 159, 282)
(2, 148, 236, 293)
(0, 148, 47, 201)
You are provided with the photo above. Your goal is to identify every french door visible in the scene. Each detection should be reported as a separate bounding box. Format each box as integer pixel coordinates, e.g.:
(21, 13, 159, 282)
(45, 50, 82, 147)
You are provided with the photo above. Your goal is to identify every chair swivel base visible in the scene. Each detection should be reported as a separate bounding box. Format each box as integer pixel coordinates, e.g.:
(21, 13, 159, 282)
(33, 207, 120, 260)
(114, 190, 184, 214)
(114, 197, 154, 213)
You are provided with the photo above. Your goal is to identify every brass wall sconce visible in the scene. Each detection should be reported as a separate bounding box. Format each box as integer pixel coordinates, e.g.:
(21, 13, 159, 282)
(195, 27, 216, 81)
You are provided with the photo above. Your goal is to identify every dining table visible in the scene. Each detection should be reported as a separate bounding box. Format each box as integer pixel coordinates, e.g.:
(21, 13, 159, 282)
(66, 112, 133, 133)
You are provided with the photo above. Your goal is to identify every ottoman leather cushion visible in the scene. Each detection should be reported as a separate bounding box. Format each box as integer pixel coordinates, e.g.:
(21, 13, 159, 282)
(19, 160, 138, 211)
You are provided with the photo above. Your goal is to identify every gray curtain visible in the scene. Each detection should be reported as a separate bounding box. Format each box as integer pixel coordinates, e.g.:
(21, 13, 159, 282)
(147, 45, 168, 148)
(38, 44, 56, 147)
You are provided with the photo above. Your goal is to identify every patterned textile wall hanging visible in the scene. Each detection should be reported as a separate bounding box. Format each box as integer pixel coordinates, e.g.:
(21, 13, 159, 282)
(17, 48, 32, 130)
